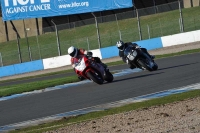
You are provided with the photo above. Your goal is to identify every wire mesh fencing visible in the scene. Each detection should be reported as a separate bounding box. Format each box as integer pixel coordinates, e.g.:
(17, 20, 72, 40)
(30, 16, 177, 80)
(0, 1, 200, 66)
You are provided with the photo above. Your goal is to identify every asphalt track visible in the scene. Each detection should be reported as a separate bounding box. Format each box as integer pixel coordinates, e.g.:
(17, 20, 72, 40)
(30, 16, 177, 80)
(0, 53, 200, 127)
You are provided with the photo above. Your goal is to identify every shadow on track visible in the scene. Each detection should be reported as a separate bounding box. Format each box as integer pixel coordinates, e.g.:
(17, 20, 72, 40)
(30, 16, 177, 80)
(106, 72, 164, 83)
(157, 62, 199, 71)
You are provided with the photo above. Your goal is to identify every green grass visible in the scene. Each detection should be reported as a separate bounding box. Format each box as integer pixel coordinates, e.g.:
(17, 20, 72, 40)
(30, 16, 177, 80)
(0, 69, 74, 84)
(9, 89, 200, 133)
(0, 6, 200, 66)
(1, 48, 200, 98)
(0, 76, 78, 97)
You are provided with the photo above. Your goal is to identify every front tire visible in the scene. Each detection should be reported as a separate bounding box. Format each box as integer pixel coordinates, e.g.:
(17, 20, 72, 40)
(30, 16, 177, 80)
(86, 71, 104, 85)
(104, 71, 114, 82)
(152, 62, 158, 70)
(138, 58, 153, 71)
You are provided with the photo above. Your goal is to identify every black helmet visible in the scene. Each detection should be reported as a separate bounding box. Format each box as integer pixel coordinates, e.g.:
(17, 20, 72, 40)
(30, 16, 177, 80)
(116, 40, 125, 51)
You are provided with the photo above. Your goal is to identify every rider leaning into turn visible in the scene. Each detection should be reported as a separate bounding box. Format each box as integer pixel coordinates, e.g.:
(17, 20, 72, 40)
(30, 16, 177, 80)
(116, 40, 155, 69)
(68, 46, 107, 80)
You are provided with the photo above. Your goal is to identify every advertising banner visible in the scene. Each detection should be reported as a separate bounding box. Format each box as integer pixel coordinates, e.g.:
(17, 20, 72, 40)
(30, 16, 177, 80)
(1, 0, 133, 21)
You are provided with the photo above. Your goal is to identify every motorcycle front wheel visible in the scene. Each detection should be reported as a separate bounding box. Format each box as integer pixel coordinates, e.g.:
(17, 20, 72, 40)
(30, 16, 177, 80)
(152, 61, 158, 70)
(86, 71, 104, 85)
(137, 58, 153, 71)
(104, 71, 114, 82)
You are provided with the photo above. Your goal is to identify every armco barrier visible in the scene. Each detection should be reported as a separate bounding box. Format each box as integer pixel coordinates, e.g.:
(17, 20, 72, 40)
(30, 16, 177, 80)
(0, 65, 16, 78)
(43, 55, 71, 70)
(161, 30, 200, 47)
(43, 49, 102, 70)
(100, 46, 119, 59)
(0, 60, 43, 78)
(135, 37, 163, 50)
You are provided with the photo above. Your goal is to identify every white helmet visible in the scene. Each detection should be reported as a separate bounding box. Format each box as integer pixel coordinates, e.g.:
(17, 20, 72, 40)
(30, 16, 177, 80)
(68, 46, 78, 57)
(116, 40, 125, 51)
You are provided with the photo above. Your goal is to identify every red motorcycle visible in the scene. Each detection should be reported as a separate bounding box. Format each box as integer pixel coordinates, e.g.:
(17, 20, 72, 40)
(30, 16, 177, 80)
(74, 55, 114, 85)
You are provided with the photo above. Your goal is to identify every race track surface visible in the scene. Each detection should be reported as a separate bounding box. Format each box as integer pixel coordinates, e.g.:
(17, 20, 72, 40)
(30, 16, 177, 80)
(0, 53, 200, 126)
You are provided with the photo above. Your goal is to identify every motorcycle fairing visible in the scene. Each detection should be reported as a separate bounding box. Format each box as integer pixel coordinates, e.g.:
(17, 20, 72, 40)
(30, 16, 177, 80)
(75, 57, 87, 72)
(127, 50, 137, 61)
(74, 56, 105, 80)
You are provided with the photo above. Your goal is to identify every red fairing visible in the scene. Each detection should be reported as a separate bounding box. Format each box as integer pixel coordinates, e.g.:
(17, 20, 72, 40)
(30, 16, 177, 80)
(70, 49, 87, 67)
(73, 55, 114, 84)
(74, 55, 104, 79)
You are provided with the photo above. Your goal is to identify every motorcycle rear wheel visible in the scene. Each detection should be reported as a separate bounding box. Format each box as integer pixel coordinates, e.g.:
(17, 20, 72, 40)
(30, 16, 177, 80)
(86, 71, 104, 85)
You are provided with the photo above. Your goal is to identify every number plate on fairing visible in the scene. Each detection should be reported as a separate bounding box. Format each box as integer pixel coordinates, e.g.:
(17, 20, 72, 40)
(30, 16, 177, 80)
(75, 58, 86, 72)
(127, 50, 137, 61)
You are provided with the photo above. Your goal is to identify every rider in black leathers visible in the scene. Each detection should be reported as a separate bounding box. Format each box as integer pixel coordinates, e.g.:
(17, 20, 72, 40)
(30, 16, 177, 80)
(116, 40, 155, 69)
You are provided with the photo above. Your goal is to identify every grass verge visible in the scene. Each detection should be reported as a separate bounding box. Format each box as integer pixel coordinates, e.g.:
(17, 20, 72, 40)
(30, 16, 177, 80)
(1, 48, 200, 98)
(9, 89, 200, 133)
(0, 76, 78, 97)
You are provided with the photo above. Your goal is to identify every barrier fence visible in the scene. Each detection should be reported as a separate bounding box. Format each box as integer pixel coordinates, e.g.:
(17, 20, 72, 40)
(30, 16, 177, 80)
(0, 1, 200, 66)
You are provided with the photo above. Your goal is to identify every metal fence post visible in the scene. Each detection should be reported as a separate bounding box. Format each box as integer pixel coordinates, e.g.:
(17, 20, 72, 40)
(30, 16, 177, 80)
(178, 0, 184, 32)
(0, 52, 3, 67)
(153, 0, 157, 14)
(13, 27, 22, 63)
(16, 34, 22, 63)
(91, 13, 101, 49)
(179, 18, 182, 32)
(29, 47, 32, 61)
(51, 19, 61, 56)
(36, 31, 42, 59)
(135, 8, 142, 40)
(4, 21, 9, 41)
(159, 19, 163, 36)
(115, 14, 122, 40)
(119, 30, 122, 40)
(115, 14, 121, 40)
(23, 19, 32, 61)
(87, 37, 90, 50)
(147, 24, 150, 39)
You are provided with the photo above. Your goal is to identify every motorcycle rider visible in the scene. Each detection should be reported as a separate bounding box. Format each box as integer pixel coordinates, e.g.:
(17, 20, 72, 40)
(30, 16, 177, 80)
(116, 40, 155, 69)
(68, 46, 108, 80)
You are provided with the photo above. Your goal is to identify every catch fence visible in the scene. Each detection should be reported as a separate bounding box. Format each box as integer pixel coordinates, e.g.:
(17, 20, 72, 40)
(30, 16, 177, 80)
(0, 0, 200, 66)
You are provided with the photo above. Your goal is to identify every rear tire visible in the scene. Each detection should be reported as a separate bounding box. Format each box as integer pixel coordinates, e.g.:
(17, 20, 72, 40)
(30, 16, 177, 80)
(86, 71, 104, 85)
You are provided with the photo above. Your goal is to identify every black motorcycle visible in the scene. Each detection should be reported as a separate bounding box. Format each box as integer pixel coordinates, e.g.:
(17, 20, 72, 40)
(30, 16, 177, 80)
(124, 45, 158, 71)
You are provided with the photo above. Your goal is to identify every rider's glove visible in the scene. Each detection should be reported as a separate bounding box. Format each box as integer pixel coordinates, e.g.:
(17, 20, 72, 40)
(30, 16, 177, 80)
(135, 45, 140, 49)
(126, 59, 129, 64)
(87, 51, 93, 57)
